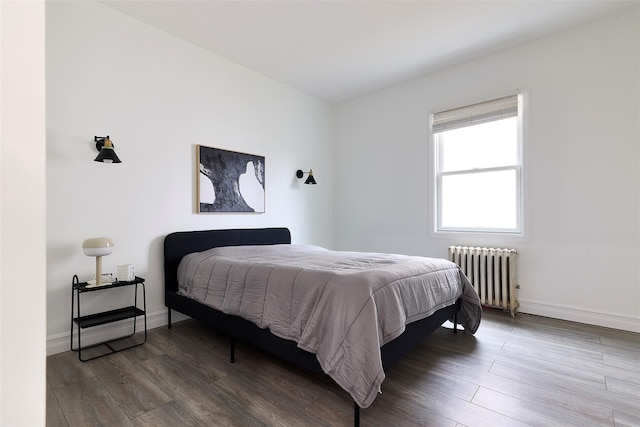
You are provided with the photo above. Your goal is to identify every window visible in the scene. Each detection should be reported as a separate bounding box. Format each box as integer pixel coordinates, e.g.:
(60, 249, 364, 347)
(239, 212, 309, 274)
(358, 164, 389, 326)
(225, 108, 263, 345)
(433, 94, 522, 234)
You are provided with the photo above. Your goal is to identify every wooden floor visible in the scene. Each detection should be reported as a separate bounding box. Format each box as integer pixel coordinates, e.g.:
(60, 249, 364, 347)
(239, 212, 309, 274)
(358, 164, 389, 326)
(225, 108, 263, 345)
(47, 310, 640, 426)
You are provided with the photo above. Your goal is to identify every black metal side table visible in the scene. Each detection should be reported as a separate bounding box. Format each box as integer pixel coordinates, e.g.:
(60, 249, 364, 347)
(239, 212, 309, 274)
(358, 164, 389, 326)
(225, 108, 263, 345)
(70, 274, 147, 361)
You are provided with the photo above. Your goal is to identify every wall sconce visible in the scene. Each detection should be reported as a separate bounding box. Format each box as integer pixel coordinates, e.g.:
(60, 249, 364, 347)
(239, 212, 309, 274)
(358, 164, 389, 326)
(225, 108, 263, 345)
(82, 237, 114, 286)
(94, 136, 122, 163)
(296, 169, 317, 185)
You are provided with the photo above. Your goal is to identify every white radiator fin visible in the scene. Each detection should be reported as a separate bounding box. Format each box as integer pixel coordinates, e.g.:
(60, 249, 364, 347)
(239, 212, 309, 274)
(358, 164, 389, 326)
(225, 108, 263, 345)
(449, 246, 519, 316)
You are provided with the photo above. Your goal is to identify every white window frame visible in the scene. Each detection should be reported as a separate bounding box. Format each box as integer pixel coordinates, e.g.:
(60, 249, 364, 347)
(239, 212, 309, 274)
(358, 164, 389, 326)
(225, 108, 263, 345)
(431, 93, 525, 237)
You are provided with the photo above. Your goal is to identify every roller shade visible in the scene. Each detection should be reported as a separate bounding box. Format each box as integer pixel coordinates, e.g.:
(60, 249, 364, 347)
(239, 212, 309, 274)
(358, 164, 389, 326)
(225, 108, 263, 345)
(433, 94, 519, 133)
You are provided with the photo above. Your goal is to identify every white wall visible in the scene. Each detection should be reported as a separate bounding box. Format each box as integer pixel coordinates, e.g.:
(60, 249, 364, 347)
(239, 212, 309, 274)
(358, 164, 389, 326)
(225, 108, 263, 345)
(1, 0, 47, 424)
(46, 1, 333, 351)
(334, 8, 640, 332)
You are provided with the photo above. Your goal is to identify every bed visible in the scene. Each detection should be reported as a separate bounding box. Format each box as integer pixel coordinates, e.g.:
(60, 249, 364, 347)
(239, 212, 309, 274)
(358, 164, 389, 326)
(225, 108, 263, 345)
(164, 227, 481, 425)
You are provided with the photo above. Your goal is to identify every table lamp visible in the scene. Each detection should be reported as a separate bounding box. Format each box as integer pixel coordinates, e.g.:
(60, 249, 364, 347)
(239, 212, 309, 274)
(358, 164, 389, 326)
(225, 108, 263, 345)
(82, 237, 114, 286)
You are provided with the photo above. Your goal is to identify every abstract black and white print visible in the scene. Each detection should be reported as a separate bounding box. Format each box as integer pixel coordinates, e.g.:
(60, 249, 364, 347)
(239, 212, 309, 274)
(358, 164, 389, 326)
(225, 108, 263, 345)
(197, 145, 265, 213)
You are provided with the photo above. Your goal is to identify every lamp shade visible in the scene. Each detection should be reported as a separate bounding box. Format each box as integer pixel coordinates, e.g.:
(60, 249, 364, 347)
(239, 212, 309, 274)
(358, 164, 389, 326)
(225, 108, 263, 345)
(82, 237, 114, 257)
(304, 169, 317, 185)
(94, 138, 121, 163)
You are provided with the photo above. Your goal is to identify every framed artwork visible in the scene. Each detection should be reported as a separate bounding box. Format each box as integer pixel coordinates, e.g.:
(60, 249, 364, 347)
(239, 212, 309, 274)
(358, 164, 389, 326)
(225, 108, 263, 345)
(197, 145, 265, 213)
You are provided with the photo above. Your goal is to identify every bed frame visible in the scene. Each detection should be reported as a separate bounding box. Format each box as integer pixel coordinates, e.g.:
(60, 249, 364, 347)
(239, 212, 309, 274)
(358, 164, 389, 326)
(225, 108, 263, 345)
(164, 227, 460, 426)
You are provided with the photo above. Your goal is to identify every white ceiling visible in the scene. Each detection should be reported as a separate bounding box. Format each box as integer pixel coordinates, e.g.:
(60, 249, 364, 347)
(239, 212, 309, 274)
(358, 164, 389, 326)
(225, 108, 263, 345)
(102, 0, 637, 103)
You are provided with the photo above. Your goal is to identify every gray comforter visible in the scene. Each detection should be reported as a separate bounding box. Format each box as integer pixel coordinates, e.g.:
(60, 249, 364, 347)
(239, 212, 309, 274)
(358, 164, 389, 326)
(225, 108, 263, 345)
(177, 244, 482, 408)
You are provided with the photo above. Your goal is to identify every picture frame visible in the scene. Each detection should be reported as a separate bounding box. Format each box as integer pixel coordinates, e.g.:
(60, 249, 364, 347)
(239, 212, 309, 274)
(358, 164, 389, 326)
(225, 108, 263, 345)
(197, 145, 265, 213)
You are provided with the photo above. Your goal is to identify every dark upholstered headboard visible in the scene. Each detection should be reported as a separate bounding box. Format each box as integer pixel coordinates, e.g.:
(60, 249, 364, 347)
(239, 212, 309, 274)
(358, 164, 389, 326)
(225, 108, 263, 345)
(163, 227, 291, 293)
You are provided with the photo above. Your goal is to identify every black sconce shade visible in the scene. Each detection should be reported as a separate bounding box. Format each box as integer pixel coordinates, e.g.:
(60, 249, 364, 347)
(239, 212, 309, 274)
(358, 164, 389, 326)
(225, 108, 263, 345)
(296, 169, 317, 185)
(94, 136, 122, 163)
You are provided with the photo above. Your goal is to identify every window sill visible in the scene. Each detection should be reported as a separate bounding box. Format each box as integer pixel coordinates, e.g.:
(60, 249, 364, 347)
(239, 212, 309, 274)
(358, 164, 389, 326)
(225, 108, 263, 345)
(431, 229, 529, 244)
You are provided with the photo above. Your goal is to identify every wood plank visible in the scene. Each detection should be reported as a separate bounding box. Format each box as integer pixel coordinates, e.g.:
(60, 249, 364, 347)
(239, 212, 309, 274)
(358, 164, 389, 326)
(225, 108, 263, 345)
(46, 380, 68, 427)
(472, 386, 601, 427)
(47, 351, 96, 389)
(299, 390, 353, 426)
(213, 369, 332, 426)
(381, 365, 531, 427)
(492, 354, 608, 389)
(233, 343, 334, 407)
(606, 376, 640, 398)
(399, 351, 616, 426)
(489, 359, 640, 415)
(603, 351, 640, 372)
(502, 338, 640, 384)
(101, 377, 172, 419)
(138, 354, 264, 426)
(53, 377, 134, 426)
(388, 357, 479, 402)
(360, 396, 459, 427)
(131, 401, 211, 427)
(613, 409, 640, 427)
(87, 352, 146, 384)
(152, 327, 232, 383)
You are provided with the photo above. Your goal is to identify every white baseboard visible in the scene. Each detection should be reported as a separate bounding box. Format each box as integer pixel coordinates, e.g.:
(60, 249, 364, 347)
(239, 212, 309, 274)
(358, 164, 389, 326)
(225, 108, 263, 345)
(47, 309, 190, 356)
(518, 299, 640, 333)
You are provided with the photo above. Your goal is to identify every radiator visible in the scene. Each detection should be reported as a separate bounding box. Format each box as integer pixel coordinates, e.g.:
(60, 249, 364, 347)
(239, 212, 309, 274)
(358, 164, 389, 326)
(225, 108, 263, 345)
(448, 246, 519, 316)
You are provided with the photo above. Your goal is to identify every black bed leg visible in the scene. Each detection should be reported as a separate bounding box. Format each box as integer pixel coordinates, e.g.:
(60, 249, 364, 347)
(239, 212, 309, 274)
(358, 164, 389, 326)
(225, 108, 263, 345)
(167, 309, 172, 329)
(354, 402, 360, 427)
(230, 337, 236, 363)
(453, 313, 458, 334)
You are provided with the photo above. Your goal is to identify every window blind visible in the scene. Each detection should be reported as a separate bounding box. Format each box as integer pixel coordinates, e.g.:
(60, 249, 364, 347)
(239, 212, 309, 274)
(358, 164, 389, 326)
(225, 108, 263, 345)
(433, 94, 519, 133)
